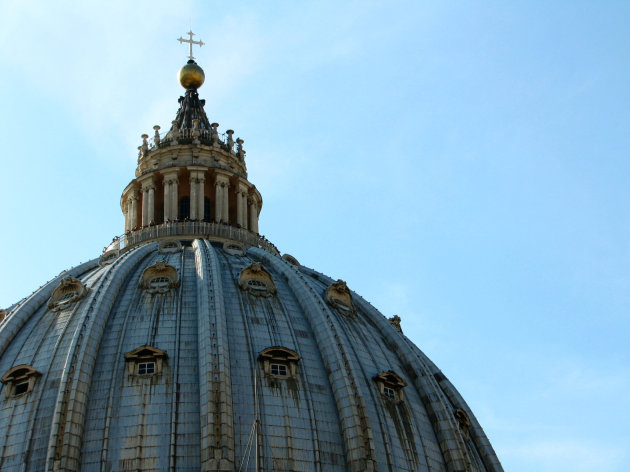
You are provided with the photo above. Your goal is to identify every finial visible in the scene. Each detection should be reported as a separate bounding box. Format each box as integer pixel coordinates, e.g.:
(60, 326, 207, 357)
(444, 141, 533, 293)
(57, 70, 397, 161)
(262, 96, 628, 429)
(153, 125, 161, 146)
(211, 122, 219, 143)
(226, 130, 234, 152)
(177, 30, 204, 60)
(177, 30, 205, 89)
(236, 138, 245, 160)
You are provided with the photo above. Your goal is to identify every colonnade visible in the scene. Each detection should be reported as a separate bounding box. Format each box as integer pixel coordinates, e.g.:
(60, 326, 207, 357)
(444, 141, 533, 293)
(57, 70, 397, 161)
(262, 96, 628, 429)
(123, 167, 260, 234)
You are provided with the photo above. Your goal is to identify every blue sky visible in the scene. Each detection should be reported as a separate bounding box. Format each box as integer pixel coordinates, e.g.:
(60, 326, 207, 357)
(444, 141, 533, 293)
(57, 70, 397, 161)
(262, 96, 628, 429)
(1, 1, 629, 470)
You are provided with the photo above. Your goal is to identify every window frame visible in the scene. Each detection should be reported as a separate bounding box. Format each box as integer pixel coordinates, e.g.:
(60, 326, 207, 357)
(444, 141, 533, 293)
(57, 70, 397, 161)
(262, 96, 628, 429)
(1, 365, 42, 399)
(270, 363, 288, 377)
(138, 362, 156, 375)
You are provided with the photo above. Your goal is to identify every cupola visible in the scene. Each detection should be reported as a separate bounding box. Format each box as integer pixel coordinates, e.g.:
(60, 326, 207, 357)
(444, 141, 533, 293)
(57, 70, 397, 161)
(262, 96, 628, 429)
(117, 34, 270, 254)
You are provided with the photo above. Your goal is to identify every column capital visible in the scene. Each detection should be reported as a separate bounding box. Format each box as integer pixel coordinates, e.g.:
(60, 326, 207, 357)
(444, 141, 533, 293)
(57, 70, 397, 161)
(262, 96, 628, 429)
(161, 168, 180, 180)
(138, 174, 156, 191)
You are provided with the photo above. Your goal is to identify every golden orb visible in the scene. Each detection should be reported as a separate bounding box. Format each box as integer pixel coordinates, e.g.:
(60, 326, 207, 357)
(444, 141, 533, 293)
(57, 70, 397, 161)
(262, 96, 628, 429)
(178, 60, 205, 89)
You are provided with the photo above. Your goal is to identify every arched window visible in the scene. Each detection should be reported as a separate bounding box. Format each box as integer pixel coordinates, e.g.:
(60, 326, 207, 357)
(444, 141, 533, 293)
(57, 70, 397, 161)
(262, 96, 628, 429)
(239, 263, 276, 297)
(47, 277, 88, 312)
(455, 408, 472, 439)
(99, 249, 120, 267)
(326, 280, 356, 316)
(282, 254, 300, 267)
(223, 241, 246, 256)
(140, 261, 179, 294)
(158, 240, 182, 254)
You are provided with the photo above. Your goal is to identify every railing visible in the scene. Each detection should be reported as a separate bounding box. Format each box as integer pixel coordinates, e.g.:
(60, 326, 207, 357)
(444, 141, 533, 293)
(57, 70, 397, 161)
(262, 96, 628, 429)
(104, 221, 279, 255)
(141, 126, 245, 160)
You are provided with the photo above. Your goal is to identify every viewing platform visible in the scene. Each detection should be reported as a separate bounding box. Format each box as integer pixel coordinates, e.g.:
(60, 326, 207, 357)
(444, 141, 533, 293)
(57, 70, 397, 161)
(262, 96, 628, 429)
(105, 221, 279, 255)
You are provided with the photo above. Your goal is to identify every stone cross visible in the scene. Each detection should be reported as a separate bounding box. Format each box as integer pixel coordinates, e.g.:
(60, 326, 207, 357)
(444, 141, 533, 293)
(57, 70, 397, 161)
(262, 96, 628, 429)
(177, 30, 204, 60)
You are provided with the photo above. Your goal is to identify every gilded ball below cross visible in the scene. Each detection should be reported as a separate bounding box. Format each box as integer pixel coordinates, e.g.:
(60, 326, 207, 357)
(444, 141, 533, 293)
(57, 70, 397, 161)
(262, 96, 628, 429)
(178, 61, 205, 89)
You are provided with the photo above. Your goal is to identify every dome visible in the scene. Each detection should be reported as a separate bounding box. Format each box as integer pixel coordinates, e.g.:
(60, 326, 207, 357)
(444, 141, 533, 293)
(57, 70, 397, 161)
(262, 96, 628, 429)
(0, 34, 503, 472)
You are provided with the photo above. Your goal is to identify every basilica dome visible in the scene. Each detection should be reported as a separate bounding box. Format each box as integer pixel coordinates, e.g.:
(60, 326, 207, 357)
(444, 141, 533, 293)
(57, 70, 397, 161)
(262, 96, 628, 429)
(0, 50, 503, 472)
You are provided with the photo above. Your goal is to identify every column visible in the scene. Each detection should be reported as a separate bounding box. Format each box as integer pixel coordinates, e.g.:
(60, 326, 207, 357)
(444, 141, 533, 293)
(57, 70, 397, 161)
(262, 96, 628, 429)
(249, 199, 259, 233)
(190, 175, 198, 220)
(214, 172, 230, 224)
(148, 185, 155, 223)
(140, 175, 155, 227)
(170, 177, 179, 221)
(130, 193, 138, 229)
(198, 176, 205, 220)
(240, 193, 247, 229)
(162, 169, 179, 221)
(215, 182, 223, 222)
(222, 183, 229, 224)
(141, 187, 149, 226)
(163, 180, 170, 221)
(123, 205, 129, 232)
(236, 188, 243, 227)
(235, 182, 248, 229)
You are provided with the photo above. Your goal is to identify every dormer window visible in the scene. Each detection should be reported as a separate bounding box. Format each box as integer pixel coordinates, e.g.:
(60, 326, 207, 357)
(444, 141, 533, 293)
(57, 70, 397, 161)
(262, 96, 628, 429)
(325, 280, 356, 316)
(373, 371, 407, 403)
(258, 346, 300, 379)
(124, 346, 168, 376)
(47, 277, 88, 312)
(99, 249, 120, 266)
(282, 253, 300, 267)
(140, 261, 179, 294)
(455, 408, 472, 439)
(239, 263, 276, 297)
(1, 365, 41, 398)
(158, 240, 182, 254)
(223, 241, 246, 256)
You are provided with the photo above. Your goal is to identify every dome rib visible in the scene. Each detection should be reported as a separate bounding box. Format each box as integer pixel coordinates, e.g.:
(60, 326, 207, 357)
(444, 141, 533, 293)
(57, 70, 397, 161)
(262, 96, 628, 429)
(245, 250, 327, 470)
(194, 239, 236, 470)
(250, 247, 378, 472)
(86, 245, 160, 469)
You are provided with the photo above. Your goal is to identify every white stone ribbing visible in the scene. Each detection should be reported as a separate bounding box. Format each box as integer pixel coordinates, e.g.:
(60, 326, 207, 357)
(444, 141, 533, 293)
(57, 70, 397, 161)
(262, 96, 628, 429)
(194, 240, 235, 470)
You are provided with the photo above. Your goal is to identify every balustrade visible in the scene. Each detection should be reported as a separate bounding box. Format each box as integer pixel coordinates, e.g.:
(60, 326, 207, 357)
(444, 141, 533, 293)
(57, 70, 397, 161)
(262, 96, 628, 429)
(112, 221, 279, 255)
